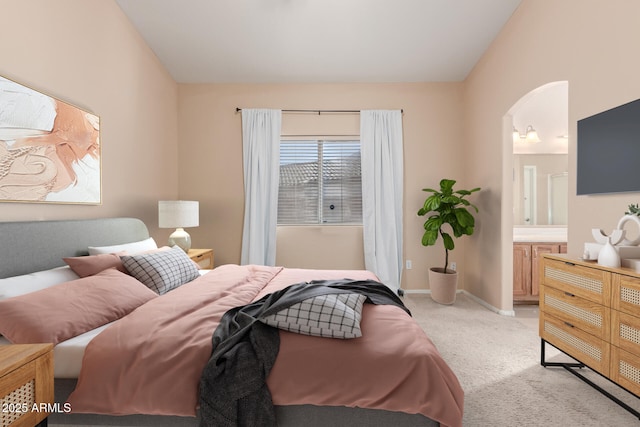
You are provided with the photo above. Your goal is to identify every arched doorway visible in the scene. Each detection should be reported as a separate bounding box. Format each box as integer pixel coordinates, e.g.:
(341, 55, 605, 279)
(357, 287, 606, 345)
(504, 81, 569, 307)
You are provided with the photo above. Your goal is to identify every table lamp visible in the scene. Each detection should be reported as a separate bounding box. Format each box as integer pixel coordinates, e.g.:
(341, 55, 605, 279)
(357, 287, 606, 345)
(158, 200, 199, 252)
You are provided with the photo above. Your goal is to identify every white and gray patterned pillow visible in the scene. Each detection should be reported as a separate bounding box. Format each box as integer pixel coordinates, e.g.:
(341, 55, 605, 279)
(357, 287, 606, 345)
(260, 293, 366, 339)
(121, 246, 199, 294)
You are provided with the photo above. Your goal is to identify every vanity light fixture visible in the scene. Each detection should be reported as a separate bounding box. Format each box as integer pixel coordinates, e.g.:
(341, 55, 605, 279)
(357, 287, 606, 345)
(513, 125, 541, 143)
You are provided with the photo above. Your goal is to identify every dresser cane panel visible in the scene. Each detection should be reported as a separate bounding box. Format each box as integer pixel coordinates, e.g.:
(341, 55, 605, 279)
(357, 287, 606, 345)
(540, 311, 610, 376)
(541, 285, 610, 341)
(611, 309, 640, 353)
(543, 259, 611, 306)
(611, 347, 640, 396)
(612, 274, 640, 315)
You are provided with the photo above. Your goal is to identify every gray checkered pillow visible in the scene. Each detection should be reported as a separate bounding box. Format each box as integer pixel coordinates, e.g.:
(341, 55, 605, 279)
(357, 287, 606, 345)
(260, 293, 366, 339)
(121, 246, 200, 294)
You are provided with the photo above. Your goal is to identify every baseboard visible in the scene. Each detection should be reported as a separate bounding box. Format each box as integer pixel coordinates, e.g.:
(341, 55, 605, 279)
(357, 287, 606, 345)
(462, 290, 515, 316)
(401, 289, 515, 317)
(402, 288, 430, 294)
(403, 289, 464, 295)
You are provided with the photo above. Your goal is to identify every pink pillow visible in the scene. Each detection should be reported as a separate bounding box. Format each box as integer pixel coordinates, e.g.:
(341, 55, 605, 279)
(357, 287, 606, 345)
(63, 252, 126, 277)
(0, 269, 157, 345)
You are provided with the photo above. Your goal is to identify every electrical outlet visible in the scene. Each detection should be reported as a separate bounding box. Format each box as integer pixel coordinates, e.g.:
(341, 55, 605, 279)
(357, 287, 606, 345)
(450, 262, 457, 271)
(406, 260, 412, 270)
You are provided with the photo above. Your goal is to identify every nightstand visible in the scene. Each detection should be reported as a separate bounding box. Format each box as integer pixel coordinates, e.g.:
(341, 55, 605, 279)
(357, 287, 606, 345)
(188, 248, 214, 269)
(0, 344, 54, 427)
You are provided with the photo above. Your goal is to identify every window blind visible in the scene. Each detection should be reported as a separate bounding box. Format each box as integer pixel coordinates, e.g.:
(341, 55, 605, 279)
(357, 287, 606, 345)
(278, 140, 362, 225)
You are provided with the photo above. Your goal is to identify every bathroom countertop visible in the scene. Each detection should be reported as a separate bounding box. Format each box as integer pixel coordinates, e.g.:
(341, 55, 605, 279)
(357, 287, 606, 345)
(513, 227, 567, 243)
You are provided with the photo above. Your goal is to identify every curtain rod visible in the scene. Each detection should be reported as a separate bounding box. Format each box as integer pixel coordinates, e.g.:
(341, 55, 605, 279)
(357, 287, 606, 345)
(235, 108, 403, 114)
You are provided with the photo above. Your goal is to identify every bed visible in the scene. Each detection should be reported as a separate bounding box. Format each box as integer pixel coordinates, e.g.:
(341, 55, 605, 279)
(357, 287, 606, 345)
(0, 218, 463, 427)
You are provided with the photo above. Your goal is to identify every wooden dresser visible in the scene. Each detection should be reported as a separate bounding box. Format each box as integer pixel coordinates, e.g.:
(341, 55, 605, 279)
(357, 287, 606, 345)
(0, 344, 54, 427)
(539, 253, 640, 414)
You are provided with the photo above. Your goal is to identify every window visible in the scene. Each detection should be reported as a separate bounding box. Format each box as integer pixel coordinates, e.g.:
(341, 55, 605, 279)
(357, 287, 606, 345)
(278, 140, 362, 225)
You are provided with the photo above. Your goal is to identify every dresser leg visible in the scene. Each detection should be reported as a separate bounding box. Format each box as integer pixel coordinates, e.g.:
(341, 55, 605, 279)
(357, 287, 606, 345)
(562, 363, 640, 419)
(540, 339, 640, 419)
(540, 339, 584, 368)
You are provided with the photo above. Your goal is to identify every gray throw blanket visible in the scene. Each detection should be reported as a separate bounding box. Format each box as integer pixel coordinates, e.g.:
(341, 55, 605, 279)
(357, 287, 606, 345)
(198, 279, 409, 427)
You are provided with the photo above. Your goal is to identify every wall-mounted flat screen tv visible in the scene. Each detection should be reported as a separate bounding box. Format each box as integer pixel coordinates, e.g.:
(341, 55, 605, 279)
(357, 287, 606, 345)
(577, 98, 640, 195)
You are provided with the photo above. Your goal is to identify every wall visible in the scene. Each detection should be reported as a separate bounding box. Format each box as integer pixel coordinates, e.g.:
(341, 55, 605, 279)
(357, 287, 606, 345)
(177, 83, 465, 290)
(463, 0, 640, 310)
(0, 0, 178, 240)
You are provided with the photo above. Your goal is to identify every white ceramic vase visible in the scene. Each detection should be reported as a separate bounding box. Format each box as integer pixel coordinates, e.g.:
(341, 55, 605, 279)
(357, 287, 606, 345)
(598, 236, 621, 268)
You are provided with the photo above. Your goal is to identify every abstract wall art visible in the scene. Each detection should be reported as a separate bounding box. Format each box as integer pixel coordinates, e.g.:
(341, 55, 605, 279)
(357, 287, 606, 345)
(0, 76, 101, 204)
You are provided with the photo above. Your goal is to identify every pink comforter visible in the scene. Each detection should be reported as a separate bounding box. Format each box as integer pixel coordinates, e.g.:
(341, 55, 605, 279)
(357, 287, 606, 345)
(67, 265, 463, 427)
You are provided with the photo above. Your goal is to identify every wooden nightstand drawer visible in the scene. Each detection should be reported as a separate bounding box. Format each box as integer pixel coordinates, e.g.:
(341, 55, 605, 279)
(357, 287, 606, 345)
(188, 249, 214, 269)
(542, 258, 611, 306)
(540, 311, 610, 376)
(0, 344, 54, 427)
(540, 284, 610, 341)
(612, 274, 640, 315)
(611, 347, 640, 396)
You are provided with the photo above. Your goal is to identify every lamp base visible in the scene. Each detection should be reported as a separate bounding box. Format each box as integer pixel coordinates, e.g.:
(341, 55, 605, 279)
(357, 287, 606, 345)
(168, 228, 191, 252)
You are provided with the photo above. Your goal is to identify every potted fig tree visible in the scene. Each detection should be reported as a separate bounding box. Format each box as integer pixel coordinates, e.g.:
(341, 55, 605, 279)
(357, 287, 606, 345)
(417, 179, 480, 304)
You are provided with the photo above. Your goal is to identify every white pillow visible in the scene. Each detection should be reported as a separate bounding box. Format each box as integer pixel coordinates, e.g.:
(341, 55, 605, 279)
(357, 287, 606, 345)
(88, 237, 157, 255)
(0, 266, 80, 301)
(260, 293, 367, 339)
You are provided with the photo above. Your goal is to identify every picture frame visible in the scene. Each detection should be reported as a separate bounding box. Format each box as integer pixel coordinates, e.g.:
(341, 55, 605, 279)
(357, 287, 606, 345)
(0, 75, 101, 204)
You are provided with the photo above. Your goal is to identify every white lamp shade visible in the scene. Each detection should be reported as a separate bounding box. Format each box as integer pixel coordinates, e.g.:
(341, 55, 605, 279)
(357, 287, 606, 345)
(524, 125, 541, 143)
(512, 127, 521, 144)
(158, 201, 199, 228)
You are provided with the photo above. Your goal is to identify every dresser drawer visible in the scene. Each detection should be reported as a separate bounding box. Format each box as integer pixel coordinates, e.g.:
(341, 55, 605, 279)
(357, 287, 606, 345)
(611, 309, 640, 355)
(540, 311, 610, 376)
(540, 284, 610, 341)
(611, 347, 640, 396)
(612, 274, 640, 316)
(542, 258, 611, 306)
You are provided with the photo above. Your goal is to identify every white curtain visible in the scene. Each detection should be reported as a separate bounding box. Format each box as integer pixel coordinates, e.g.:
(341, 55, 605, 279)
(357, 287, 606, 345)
(360, 110, 404, 293)
(240, 109, 282, 266)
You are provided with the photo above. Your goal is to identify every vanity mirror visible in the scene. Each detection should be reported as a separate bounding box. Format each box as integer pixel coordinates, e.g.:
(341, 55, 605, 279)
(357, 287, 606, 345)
(513, 154, 568, 226)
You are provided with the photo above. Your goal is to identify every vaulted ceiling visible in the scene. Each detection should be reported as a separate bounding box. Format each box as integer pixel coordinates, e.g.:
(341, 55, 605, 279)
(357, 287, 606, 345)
(115, 0, 522, 84)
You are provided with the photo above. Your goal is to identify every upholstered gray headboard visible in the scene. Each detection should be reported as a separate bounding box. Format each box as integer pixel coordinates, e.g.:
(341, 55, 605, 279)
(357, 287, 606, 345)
(0, 218, 149, 279)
